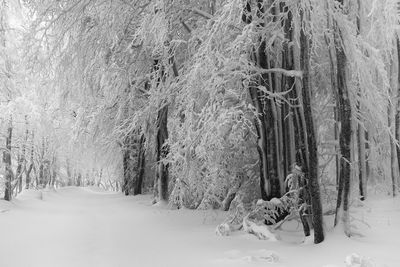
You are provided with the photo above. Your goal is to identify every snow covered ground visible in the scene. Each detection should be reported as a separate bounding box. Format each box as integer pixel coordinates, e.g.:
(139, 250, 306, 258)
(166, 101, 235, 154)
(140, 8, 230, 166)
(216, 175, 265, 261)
(0, 187, 399, 267)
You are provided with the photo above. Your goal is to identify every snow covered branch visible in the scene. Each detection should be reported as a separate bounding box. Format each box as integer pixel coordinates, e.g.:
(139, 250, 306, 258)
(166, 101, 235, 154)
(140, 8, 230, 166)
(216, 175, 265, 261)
(252, 68, 303, 78)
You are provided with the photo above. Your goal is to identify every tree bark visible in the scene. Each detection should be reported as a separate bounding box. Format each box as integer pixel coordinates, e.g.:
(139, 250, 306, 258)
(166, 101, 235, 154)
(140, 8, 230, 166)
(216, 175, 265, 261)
(122, 132, 135, 195)
(122, 146, 130, 195)
(396, 37, 400, 194)
(3, 117, 13, 201)
(299, 8, 324, 244)
(357, 123, 366, 200)
(333, 1, 352, 236)
(38, 138, 46, 187)
(133, 134, 146, 195)
(77, 173, 82, 187)
(242, 0, 281, 200)
(156, 105, 169, 201)
(39, 162, 44, 187)
(248, 84, 269, 199)
(26, 131, 34, 189)
(356, 0, 367, 201)
(50, 156, 57, 188)
(153, 21, 179, 201)
(389, 38, 399, 197)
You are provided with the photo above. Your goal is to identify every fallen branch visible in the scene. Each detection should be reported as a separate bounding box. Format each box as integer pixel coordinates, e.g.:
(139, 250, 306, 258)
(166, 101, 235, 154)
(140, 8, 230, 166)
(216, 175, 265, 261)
(180, 19, 192, 34)
(190, 7, 213, 20)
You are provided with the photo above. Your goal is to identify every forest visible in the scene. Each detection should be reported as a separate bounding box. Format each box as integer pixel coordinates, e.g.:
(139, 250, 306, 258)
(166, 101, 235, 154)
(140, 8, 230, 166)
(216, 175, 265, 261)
(0, 0, 399, 266)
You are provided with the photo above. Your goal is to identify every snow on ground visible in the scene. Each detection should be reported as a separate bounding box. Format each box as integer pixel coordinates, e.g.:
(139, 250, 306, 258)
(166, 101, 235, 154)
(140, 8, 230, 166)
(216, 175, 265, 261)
(0, 187, 399, 267)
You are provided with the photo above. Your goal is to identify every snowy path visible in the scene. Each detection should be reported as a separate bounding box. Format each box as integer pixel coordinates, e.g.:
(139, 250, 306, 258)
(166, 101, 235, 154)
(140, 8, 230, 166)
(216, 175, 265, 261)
(0, 187, 399, 267)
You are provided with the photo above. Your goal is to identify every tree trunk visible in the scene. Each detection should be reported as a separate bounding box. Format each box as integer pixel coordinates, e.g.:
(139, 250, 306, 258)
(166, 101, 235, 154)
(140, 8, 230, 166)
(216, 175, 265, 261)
(280, 3, 313, 237)
(77, 173, 82, 187)
(396, 37, 400, 194)
(15, 154, 23, 194)
(153, 26, 179, 201)
(51, 156, 57, 188)
(357, 123, 367, 200)
(248, 84, 269, 200)
(389, 38, 399, 197)
(133, 134, 146, 195)
(38, 138, 46, 187)
(66, 158, 72, 186)
(156, 105, 169, 201)
(17, 124, 28, 193)
(3, 118, 13, 201)
(26, 131, 34, 189)
(122, 139, 131, 195)
(281, 2, 295, 182)
(333, 0, 352, 237)
(334, 106, 340, 188)
(242, 0, 281, 201)
(26, 163, 33, 189)
(39, 163, 44, 187)
(356, 0, 367, 201)
(299, 8, 324, 244)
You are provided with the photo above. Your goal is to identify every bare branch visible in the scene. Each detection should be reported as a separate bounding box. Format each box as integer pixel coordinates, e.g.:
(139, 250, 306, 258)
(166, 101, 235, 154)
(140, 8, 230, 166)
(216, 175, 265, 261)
(255, 68, 303, 78)
(190, 7, 213, 20)
(180, 19, 192, 34)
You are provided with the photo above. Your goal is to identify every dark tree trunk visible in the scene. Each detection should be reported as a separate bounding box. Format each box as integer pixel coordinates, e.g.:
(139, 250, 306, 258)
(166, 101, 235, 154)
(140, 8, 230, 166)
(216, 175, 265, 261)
(396, 38, 400, 194)
(389, 41, 398, 197)
(122, 130, 145, 195)
(26, 164, 33, 189)
(281, 4, 314, 238)
(3, 119, 12, 201)
(122, 146, 130, 195)
(38, 138, 46, 187)
(123, 132, 135, 195)
(153, 39, 178, 202)
(356, 0, 366, 201)
(16, 154, 23, 194)
(357, 124, 366, 200)
(133, 135, 146, 195)
(156, 106, 169, 201)
(35, 168, 40, 187)
(77, 173, 82, 187)
(51, 156, 57, 188)
(39, 163, 44, 187)
(262, 4, 281, 200)
(334, 0, 352, 234)
(281, 5, 295, 181)
(259, 54, 279, 201)
(248, 85, 270, 199)
(26, 131, 34, 189)
(248, 86, 269, 200)
(242, 0, 281, 201)
(334, 106, 340, 189)
(299, 10, 324, 243)
(365, 130, 370, 178)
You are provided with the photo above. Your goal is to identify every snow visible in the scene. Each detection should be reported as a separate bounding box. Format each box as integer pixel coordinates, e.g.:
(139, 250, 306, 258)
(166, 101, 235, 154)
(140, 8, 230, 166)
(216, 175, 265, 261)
(243, 215, 278, 241)
(0, 187, 399, 267)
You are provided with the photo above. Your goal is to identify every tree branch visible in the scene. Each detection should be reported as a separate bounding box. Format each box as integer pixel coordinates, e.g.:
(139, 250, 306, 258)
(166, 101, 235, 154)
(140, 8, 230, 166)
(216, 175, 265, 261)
(254, 68, 303, 78)
(190, 7, 213, 20)
(180, 19, 192, 34)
